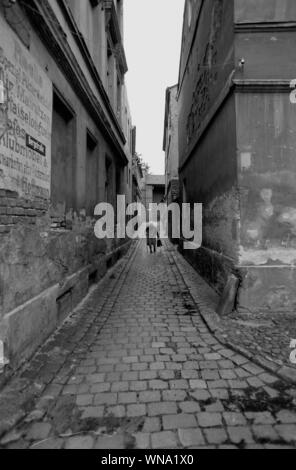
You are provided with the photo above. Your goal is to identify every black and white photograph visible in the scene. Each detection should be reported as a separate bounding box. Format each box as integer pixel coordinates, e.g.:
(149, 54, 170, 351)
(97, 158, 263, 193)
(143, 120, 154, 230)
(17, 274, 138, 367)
(0, 0, 296, 455)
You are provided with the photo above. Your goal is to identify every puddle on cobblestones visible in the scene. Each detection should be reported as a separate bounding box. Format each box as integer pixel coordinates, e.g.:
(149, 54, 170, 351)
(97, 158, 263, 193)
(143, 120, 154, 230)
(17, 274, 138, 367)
(175, 370, 182, 380)
(80, 416, 144, 435)
(171, 289, 199, 316)
(1, 408, 143, 449)
(222, 387, 296, 414)
(166, 342, 178, 352)
(46, 398, 80, 434)
(234, 320, 274, 328)
(182, 303, 198, 316)
(197, 398, 217, 411)
(60, 416, 142, 449)
(45, 395, 144, 436)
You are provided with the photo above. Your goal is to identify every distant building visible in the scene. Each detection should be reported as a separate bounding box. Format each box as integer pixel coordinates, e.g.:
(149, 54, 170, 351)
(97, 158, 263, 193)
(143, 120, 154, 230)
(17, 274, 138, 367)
(163, 85, 179, 206)
(142, 174, 166, 212)
(132, 151, 144, 204)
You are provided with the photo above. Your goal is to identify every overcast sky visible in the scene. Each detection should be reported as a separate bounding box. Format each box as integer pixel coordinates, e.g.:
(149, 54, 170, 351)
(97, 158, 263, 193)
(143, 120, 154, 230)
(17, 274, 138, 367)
(124, 0, 184, 175)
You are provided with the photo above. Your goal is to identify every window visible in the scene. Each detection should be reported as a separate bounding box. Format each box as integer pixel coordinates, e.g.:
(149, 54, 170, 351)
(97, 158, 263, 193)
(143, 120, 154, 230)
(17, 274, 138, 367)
(51, 91, 76, 211)
(86, 130, 98, 216)
(105, 156, 113, 205)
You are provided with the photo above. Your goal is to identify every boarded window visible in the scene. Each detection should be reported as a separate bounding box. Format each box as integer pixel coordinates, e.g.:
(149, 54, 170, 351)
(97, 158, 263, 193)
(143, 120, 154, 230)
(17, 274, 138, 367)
(51, 91, 76, 211)
(86, 130, 99, 216)
(105, 156, 113, 205)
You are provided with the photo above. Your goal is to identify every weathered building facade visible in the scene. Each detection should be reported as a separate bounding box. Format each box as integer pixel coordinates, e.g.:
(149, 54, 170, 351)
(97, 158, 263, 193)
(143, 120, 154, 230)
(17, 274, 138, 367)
(178, 0, 296, 313)
(0, 0, 134, 372)
(163, 85, 179, 206)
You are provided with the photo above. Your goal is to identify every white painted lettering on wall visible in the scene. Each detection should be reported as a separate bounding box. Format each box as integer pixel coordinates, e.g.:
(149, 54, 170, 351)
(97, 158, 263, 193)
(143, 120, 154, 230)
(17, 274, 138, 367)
(0, 15, 52, 199)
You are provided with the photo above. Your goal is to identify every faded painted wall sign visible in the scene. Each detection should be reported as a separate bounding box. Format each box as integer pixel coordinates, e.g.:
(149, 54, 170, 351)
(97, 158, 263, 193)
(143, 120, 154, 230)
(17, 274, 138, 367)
(0, 15, 52, 199)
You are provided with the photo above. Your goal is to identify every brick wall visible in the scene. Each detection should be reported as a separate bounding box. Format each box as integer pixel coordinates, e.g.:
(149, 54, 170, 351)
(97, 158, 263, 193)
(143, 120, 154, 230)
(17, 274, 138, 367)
(0, 190, 49, 233)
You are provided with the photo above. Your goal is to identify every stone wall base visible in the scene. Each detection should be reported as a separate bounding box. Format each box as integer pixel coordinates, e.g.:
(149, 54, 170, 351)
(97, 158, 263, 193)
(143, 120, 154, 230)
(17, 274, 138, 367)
(180, 245, 239, 297)
(237, 265, 296, 313)
(180, 243, 296, 315)
(0, 240, 132, 373)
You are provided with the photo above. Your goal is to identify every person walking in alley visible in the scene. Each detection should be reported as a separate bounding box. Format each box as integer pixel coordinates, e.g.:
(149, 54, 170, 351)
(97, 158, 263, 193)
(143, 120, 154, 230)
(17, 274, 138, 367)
(146, 222, 158, 254)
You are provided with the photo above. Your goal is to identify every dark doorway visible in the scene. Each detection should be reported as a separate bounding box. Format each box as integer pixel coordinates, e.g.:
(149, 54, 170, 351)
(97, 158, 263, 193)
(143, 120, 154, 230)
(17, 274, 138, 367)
(51, 91, 76, 211)
(86, 130, 99, 216)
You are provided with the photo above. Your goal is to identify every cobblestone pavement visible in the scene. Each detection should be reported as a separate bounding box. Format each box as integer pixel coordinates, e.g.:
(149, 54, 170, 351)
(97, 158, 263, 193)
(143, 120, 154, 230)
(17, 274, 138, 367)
(0, 241, 296, 449)
(171, 250, 296, 383)
(216, 311, 296, 372)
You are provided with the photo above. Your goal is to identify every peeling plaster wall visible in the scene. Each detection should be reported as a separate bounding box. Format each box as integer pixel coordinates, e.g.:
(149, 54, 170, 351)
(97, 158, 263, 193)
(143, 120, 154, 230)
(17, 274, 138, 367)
(233, 0, 296, 311)
(236, 92, 296, 311)
(0, 214, 130, 366)
(0, 219, 106, 317)
(237, 93, 296, 262)
(204, 186, 240, 259)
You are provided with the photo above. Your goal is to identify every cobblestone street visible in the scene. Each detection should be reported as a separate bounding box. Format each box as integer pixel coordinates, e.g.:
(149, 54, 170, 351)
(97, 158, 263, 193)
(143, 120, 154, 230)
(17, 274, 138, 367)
(0, 241, 296, 450)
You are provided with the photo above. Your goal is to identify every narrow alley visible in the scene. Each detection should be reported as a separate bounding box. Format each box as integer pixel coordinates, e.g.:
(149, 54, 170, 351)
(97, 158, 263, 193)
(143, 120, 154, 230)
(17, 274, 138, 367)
(0, 0, 296, 456)
(0, 241, 295, 450)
